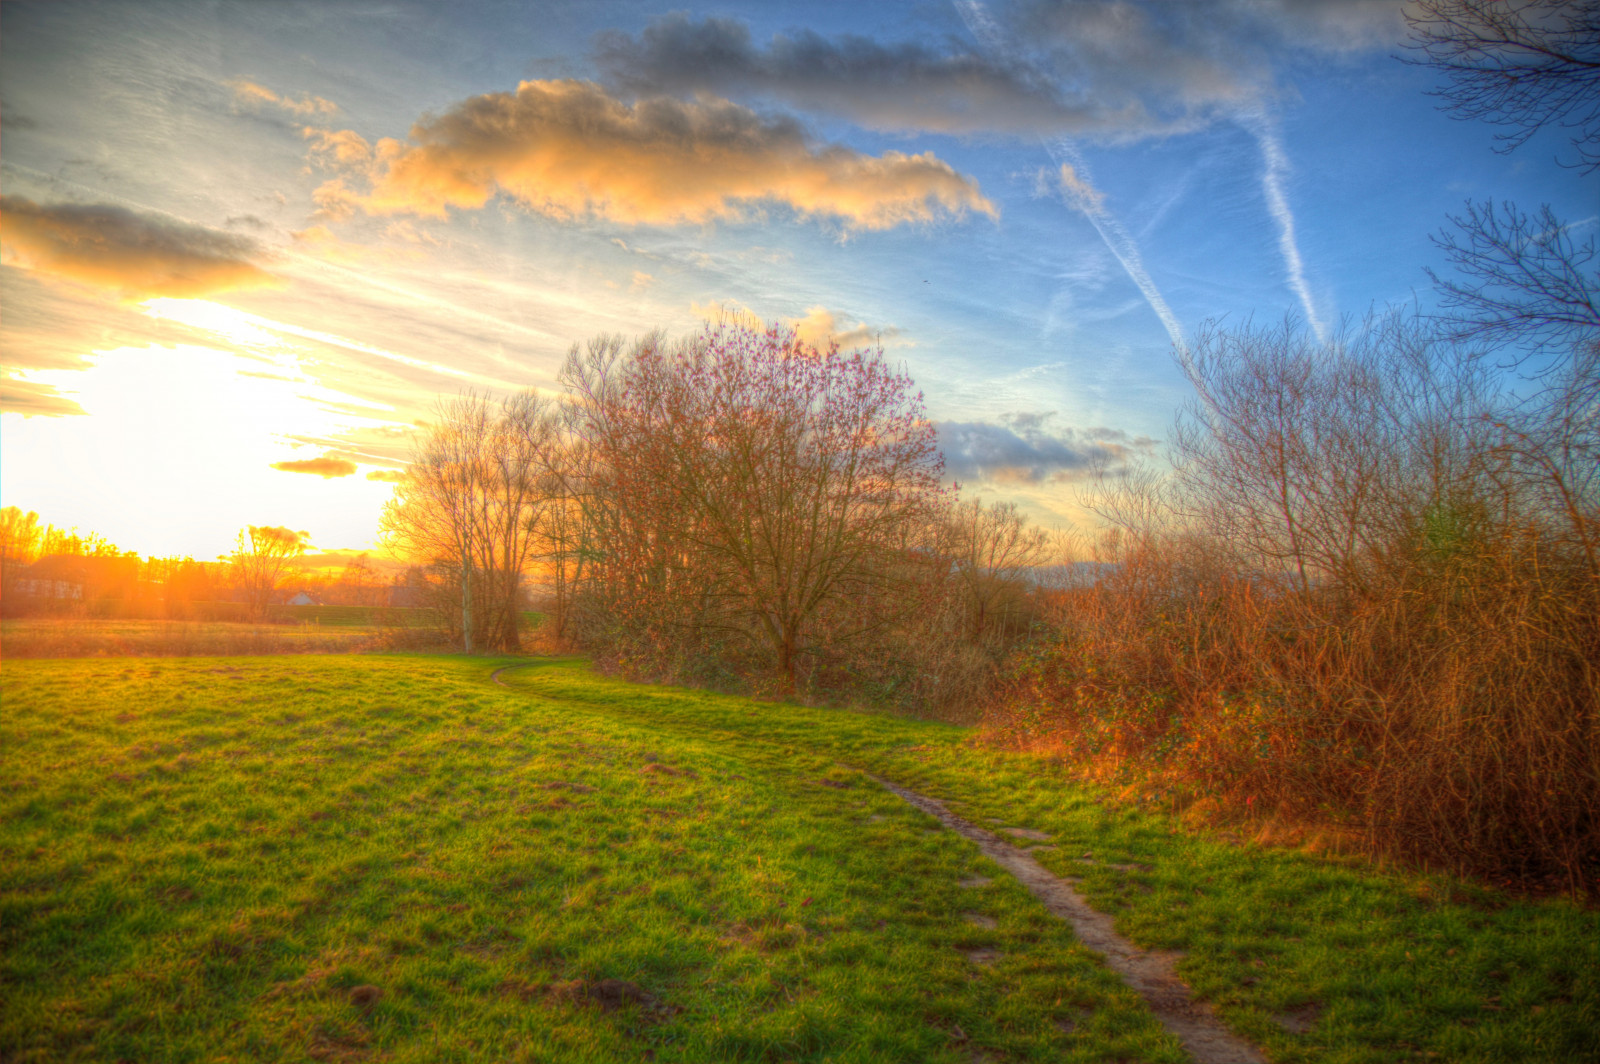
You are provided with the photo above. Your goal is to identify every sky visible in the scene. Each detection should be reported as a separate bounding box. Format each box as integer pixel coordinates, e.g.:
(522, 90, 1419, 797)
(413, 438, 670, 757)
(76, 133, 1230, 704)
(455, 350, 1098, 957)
(1, 0, 1593, 561)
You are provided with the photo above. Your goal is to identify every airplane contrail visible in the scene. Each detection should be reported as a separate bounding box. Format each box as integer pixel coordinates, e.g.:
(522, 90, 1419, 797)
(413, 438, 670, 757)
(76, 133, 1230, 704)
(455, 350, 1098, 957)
(1239, 109, 1327, 342)
(953, 0, 1187, 355)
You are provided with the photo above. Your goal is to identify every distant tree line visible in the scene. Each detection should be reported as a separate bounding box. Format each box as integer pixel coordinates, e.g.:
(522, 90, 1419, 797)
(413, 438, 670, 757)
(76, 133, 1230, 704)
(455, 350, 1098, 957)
(0, 509, 407, 621)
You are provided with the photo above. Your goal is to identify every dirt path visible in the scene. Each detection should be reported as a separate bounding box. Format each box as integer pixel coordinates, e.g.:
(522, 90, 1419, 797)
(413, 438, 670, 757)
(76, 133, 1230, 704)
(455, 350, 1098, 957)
(875, 777, 1268, 1064)
(490, 662, 538, 686)
(491, 662, 1265, 1062)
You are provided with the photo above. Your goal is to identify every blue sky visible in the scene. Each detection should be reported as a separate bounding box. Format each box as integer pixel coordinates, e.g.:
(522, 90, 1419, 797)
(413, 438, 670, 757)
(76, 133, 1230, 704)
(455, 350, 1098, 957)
(2, 0, 1592, 559)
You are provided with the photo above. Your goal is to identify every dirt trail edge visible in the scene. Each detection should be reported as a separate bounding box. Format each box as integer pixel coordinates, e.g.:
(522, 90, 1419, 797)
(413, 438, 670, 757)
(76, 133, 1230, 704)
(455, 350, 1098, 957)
(490, 663, 1264, 1062)
(873, 777, 1268, 1064)
(490, 663, 538, 686)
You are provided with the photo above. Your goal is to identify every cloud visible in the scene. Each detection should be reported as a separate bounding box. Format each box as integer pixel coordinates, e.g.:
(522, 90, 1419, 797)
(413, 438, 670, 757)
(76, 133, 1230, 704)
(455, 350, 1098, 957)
(1239, 110, 1326, 341)
(1012, 0, 1407, 127)
(1055, 163, 1105, 211)
(1, 263, 230, 374)
(305, 127, 374, 169)
(0, 196, 279, 300)
(595, 14, 1116, 138)
(230, 80, 338, 118)
(787, 306, 902, 350)
(957, 3, 1186, 351)
(270, 456, 358, 478)
(290, 223, 422, 266)
(691, 298, 761, 327)
(937, 415, 1156, 485)
(315, 79, 996, 230)
(0, 375, 85, 417)
(599, 6, 1406, 141)
(247, 525, 313, 549)
(365, 469, 407, 483)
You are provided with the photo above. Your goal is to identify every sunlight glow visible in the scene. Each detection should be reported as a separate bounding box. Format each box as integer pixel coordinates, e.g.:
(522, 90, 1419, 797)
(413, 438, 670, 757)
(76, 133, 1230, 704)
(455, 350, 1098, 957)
(143, 298, 490, 386)
(1, 343, 401, 558)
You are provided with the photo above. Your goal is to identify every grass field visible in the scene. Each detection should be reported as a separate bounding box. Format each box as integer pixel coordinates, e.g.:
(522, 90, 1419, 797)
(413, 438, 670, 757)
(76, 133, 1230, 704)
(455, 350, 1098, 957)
(0, 618, 447, 659)
(2, 656, 1595, 1063)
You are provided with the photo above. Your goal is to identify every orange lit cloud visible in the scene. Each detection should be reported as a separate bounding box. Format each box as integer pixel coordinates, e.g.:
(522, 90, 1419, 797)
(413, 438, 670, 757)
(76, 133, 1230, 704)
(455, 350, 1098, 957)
(270, 456, 358, 478)
(0, 196, 279, 300)
(1056, 164, 1106, 211)
(0, 375, 86, 417)
(305, 127, 375, 167)
(230, 79, 339, 118)
(365, 469, 407, 483)
(788, 305, 902, 350)
(322, 79, 996, 230)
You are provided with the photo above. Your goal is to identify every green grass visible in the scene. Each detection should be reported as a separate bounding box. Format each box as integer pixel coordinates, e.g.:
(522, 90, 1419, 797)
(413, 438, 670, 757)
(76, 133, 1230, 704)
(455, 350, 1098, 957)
(2, 655, 1596, 1063)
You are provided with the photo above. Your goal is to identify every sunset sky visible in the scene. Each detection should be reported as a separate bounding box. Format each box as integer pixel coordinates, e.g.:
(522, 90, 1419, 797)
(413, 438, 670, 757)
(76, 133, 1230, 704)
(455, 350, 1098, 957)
(2, 0, 1592, 560)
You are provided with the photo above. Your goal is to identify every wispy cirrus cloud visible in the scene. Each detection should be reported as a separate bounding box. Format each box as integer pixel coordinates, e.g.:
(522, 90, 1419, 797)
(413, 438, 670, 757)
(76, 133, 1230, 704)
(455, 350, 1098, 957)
(0, 196, 279, 301)
(937, 414, 1155, 485)
(308, 79, 996, 230)
(956, 1, 1187, 351)
(229, 79, 339, 118)
(1238, 110, 1327, 341)
(270, 456, 358, 478)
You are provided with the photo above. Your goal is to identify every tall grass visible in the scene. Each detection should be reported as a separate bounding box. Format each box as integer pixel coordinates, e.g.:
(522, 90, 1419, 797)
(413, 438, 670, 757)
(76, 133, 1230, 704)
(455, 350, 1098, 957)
(0, 619, 378, 658)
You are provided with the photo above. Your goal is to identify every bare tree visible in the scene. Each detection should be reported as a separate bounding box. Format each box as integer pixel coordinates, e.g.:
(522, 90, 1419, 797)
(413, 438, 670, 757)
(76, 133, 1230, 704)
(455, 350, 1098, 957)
(1428, 200, 1600, 357)
(1405, 0, 1600, 173)
(946, 498, 1052, 645)
(560, 321, 947, 688)
(229, 525, 308, 617)
(381, 392, 563, 653)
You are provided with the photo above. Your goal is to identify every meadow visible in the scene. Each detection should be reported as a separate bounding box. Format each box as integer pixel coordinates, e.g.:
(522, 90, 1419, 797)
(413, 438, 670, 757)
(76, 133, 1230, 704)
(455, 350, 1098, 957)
(0, 609, 441, 659)
(2, 655, 1596, 1063)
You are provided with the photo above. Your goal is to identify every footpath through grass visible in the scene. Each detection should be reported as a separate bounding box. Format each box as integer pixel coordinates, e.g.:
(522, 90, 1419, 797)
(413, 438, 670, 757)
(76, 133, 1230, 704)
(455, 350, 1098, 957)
(2, 655, 1595, 1064)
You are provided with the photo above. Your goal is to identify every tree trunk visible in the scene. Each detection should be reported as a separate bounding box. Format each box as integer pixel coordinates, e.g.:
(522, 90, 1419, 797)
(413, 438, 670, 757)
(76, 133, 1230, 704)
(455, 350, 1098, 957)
(461, 556, 474, 655)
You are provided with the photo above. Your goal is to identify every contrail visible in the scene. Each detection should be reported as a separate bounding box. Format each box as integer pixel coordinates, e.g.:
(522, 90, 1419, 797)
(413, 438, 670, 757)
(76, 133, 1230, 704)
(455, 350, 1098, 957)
(953, 0, 1187, 354)
(1238, 110, 1327, 342)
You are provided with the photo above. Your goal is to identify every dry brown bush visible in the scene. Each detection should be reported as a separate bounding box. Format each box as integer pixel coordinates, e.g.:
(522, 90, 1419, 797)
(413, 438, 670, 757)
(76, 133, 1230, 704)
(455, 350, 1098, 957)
(991, 315, 1599, 892)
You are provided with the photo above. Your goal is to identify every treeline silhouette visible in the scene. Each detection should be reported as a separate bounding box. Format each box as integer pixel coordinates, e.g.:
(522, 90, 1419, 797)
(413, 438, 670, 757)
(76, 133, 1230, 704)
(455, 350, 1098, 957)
(0, 508, 399, 621)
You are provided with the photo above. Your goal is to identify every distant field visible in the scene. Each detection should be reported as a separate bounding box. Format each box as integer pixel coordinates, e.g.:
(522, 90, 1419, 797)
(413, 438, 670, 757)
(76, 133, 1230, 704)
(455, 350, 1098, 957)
(271, 604, 432, 628)
(0, 608, 537, 658)
(0, 619, 388, 658)
(2, 656, 1595, 1063)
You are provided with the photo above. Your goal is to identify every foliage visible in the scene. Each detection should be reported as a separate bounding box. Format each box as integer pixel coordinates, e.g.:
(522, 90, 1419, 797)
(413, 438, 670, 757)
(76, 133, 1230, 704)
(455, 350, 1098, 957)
(559, 320, 950, 691)
(377, 320, 1037, 707)
(228, 525, 310, 619)
(382, 392, 566, 654)
(993, 312, 1600, 891)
